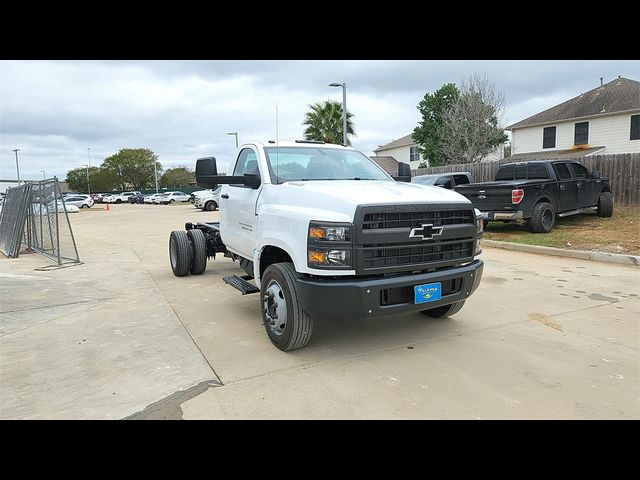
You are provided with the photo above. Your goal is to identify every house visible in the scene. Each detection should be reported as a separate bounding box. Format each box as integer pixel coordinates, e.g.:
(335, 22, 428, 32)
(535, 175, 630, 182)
(369, 156, 400, 176)
(506, 76, 640, 161)
(373, 134, 425, 170)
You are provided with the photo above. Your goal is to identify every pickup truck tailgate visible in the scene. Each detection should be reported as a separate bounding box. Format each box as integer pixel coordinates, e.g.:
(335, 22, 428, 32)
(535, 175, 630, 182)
(455, 180, 547, 211)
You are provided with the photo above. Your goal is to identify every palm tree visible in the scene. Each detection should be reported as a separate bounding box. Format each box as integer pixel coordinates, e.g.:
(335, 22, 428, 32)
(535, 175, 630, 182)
(302, 100, 355, 146)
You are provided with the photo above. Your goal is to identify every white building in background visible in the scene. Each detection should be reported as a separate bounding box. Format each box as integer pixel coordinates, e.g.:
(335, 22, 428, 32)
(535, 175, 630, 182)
(506, 76, 640, 161)
(372, 133, 425, 170)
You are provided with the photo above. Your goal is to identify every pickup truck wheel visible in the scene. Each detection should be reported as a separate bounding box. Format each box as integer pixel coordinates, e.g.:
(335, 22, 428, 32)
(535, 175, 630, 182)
(420, 300, 466, 318)
(169, 230, 192, 277)
(529, 202, 555, 233)
(261, 262, 314, 351)
(204, 201, 217, 211)
(187, 229, 207, 275)
(596, 191, 614, 217)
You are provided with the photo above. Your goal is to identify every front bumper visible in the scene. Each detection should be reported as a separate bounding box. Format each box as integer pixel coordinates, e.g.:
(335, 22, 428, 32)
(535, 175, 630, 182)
(482, 211, 523, 221)
(296, 259, 483, 321)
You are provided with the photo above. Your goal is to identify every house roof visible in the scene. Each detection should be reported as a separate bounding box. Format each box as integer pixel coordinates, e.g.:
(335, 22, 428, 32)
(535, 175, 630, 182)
(370, 155, 399, 174)
(507, 146, 605, 162)
(374, 133, 415, 152)
(506, 77, 640, 130)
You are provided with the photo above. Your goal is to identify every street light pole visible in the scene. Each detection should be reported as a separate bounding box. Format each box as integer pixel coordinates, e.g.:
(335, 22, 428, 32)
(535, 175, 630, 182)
(154, 161, 159, 193)
(82, 164, 90, 194)
(40, 170, 46, 180)
(329, 82, 347, 145)
(12, 149, 21, 185)
(227, 132, 238, 149)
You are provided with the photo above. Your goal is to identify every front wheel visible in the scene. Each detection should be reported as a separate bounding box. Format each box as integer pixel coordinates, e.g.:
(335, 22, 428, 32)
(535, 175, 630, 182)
(116, 199, 122, 204)
(261, 262, 314, 351)
(529, 202, 555, 233)
(204, 201, 217, 211)
(597, 191, 613, 217)
(420, 300, 466, 318)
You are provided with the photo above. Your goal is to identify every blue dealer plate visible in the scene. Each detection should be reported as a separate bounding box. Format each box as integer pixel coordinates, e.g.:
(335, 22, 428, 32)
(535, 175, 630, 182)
(414, 282, 442, 304)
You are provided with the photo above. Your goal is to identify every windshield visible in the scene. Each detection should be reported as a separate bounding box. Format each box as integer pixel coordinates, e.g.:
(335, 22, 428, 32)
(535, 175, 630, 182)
(412, 176, 437, 185)
(264, 146, 392, 184)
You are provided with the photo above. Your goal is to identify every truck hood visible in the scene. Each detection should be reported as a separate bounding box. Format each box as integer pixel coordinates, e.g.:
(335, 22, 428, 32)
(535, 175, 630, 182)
(281, 180, 471, 206)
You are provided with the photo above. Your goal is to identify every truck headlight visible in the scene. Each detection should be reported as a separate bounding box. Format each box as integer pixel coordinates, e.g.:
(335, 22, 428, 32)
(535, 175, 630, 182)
(308, 222, 351, 241)
(307, 221, 352, 269)
(474, 208, 483, 255)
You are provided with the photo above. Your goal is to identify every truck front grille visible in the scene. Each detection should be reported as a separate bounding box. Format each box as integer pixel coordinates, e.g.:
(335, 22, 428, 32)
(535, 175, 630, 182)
(363, 209, 473, 230)
(362, 237, 474, 269)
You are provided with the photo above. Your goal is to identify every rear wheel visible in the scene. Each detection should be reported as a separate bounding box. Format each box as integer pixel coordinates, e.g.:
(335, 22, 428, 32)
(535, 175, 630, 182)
(261, 262, 314, 351)
(187, 229, 207, 274)
(204, 201, 217, 211)
(420, 300, 466, 318)
(597, 191, 613, 217)
(169, 230, 192, 277)
(529, 202, 555, 233)
(116, 199, 122, 204)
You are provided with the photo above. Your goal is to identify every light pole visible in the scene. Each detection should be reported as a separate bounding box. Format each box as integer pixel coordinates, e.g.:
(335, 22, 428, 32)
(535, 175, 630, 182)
(40, 170, 46, 180)
(329, 82, 347, 145)
(154, 161, 159, 193)
(82, 164, 90, 194)
(87, 147, 92, 168)
(227, 132, 238, 149)
(12, 148, 21, 185)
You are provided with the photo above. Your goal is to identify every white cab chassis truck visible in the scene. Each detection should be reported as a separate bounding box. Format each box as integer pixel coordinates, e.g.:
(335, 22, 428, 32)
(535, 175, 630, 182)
(169, 141, 484, 351)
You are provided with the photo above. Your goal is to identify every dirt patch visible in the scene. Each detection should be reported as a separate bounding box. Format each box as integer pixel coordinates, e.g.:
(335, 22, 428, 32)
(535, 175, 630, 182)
(528, 312, 563, 331)
(484, 207, 640, 255)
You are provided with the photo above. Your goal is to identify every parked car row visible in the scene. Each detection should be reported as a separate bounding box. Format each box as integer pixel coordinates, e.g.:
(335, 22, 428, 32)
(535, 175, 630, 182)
(87, 191, 192, 205)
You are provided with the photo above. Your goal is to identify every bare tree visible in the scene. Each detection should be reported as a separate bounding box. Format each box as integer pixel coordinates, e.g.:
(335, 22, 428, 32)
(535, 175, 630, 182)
(439, 74, 508, 164)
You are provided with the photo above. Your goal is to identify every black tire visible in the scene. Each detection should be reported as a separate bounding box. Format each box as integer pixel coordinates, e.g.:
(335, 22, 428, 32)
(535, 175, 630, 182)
(116, 199, 122, 204)
(170, 199, 175, 203)
(597, 191, 613, 217)
(420, 300, 466, 318)
(204, 201, 217, 212)
(261, 262, 313, 351)
(169, 230, 192, 277)
(187, 229, 207, 275)
(529, 201, 555, 233)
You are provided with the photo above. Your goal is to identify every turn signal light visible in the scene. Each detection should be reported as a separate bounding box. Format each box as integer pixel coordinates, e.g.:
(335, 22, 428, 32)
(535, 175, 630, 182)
(308, 250, 326, 263)
(511, 189, 524, 204)
(309, 227, 326, 239)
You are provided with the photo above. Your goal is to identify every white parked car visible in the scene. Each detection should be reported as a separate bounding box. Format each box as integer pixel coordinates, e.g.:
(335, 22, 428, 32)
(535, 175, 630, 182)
(104, 191, 142, 204)
(63, 194, 94, 209)
(32, 200, 80, 214)
(194, 186, 221, 211)
(190, 189, 211, 204)
(144, 193, 165, 204)
(156, 191, 190, 204)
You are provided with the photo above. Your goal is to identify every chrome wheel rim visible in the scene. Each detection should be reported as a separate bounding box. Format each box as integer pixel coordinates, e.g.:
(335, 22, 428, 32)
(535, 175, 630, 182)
(264, 280, 287, 336)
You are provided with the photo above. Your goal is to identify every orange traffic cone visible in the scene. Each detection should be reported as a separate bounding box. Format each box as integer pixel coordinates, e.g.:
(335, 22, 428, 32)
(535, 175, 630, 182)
(105, 203, 110, 211)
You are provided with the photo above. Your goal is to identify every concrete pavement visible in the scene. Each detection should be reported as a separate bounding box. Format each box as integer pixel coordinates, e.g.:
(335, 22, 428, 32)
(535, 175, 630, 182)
(1, 203, 638, 419)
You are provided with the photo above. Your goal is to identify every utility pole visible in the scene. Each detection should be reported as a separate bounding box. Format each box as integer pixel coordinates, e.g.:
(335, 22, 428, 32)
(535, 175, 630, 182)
(12, 149, 21, 185)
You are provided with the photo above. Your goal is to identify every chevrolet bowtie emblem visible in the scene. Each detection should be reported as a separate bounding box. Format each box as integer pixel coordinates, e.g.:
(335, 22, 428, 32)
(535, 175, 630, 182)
(409, 223, 443, 240)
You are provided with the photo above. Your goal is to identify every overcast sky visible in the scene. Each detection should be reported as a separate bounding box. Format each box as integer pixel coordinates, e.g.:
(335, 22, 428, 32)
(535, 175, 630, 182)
(1, 60, 638, 186)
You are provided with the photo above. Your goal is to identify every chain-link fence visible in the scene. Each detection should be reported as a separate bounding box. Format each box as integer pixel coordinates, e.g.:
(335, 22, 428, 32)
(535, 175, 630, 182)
(0, 177, 80, 265)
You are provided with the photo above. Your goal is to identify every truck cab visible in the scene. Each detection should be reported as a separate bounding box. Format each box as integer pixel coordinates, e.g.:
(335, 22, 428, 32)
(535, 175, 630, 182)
(169, 141, 484, 351)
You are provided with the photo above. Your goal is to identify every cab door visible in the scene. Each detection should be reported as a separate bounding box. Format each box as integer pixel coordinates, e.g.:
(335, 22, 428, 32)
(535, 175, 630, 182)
(569, 162, 598, 208)
(219, 147, 262, 259)
(552, 162, 578, 212)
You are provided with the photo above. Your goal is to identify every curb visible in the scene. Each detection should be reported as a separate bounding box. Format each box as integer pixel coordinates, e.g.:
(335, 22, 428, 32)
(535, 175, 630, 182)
(481, 240, 640, 268)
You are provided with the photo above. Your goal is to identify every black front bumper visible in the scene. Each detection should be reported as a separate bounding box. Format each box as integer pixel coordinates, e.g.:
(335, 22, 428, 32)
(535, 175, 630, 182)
(296, 259, 483, 321)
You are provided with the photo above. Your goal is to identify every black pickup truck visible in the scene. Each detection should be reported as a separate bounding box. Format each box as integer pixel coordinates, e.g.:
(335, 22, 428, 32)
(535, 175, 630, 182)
(455, 160, 613, 233)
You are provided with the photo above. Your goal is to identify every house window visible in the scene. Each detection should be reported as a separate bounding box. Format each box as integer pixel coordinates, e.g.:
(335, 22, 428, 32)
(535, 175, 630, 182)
(543, 126, 556, 149)
(574, 122, 589, 145)
(631, 115, 640, 141)
(409, 146, 420, 163)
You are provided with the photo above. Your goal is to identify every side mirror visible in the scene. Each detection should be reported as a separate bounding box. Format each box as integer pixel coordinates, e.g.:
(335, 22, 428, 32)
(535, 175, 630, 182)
(196, 157, 218, 188)
(592, 170, 601, 179)
(393, 162, 412, 182)
(244, 174, 261, 189)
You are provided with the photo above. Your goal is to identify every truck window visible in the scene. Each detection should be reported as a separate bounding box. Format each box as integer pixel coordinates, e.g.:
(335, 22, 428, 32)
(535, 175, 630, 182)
(434, 176, 453, 189)
(452, 174, 470, 185)
(527, 164, 549, 179)
(495, 165, 514, 180)
(553, 162, 572, 180)
(232, 148, 260, 186)
(569, 162, 590, 179)
(514, 164, 527, 180)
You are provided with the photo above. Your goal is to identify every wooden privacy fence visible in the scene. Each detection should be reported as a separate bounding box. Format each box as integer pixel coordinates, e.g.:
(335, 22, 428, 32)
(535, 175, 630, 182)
(412, 153, 640, 207)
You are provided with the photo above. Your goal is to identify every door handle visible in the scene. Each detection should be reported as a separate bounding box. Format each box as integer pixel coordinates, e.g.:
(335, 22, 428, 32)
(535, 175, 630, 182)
(221, 194, 229, 199)
(577, 183, 582, 187)
(559, 184, 565, 190)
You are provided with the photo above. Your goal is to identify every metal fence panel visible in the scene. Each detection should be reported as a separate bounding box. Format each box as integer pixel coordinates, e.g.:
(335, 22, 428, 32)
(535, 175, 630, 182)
(0, 184, 33, 257)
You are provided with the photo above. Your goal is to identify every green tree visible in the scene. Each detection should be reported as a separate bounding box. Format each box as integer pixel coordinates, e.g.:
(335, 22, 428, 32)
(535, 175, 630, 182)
(412, 83, 460, 167)
(160, 166, 195, 188)
(65, 167, 93, 193)
(302, 100, 355, 145)
(438, 74, 509, 164)
(90, 167, 118, 192)
(101, 148, 162, 191)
